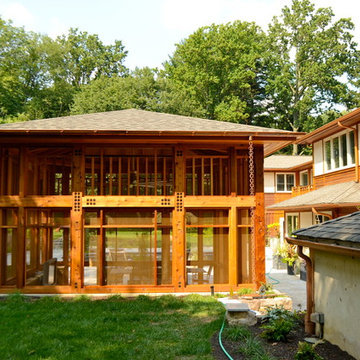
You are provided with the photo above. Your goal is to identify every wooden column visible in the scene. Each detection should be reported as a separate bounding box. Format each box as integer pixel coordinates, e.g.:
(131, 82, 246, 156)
(254, 146, 265, 286)
(173, 146, 185, 290)
(0, 210, 6, 285)
(16, 207, 25, 288)
(71, 192, 83, 290)
(172, 193, 185, 290)
(228, 205, 238, 286)
(230, 147, 237, 194)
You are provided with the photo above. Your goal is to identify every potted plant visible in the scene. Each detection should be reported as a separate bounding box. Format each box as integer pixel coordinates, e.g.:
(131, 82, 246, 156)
(276, 243, 298, 275)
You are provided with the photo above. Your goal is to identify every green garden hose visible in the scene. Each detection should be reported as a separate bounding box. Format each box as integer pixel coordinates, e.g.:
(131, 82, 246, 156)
(218, 314, 234, 360)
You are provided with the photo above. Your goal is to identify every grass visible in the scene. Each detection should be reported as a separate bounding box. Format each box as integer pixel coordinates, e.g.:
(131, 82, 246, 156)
(223, 324, 275, 360)
(0, 293, 224, 360)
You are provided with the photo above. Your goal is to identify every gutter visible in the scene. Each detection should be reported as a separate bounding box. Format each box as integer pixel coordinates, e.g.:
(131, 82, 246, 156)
(337, 121, 359, 183)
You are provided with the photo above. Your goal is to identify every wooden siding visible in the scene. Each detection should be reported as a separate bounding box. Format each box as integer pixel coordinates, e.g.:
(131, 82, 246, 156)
(314, 166, 359, 188)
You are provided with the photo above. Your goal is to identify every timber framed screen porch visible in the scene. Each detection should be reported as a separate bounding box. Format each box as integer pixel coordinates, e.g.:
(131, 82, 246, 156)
(0, 109, 301, 294)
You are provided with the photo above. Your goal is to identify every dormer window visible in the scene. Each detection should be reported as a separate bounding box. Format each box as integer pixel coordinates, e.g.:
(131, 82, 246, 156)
(324, 131, 355, 171)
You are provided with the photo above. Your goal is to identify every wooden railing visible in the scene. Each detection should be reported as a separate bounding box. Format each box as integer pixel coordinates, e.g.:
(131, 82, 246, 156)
(291, 185, 314, 197)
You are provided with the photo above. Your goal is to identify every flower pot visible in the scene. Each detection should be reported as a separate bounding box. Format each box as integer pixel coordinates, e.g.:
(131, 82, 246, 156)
(287, 263, 295, 275)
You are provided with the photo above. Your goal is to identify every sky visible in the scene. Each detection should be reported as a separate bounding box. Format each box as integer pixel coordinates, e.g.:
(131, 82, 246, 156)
(1, 0, 360, 70)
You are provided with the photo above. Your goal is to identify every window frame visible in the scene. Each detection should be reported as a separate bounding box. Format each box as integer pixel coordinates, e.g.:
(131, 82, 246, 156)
(275, 173, 295, 193)
(323, 130, 356, 173)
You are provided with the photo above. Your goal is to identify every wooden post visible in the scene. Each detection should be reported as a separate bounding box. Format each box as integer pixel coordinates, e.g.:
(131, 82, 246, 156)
(0, 209, 6, 285)
(228, 206, 238, 286)
(173, 193, 185, 290)
(254, 146, 265, 286)
(16, 207, 25, 288)
(71, 192, 83, 290)
(230, 147, 237, 194)
(173, 147, 185, 290)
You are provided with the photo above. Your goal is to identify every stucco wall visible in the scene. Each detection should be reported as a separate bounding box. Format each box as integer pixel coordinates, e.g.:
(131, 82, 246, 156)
(314, 250, 360, 359)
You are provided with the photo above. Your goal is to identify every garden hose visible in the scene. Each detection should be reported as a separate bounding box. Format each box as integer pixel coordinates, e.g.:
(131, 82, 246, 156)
(266, 267, 280, 285)
(218, 314, 234, 360)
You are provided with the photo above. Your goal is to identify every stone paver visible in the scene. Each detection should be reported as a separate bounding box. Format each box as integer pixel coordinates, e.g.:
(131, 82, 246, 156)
(266, 269, 307, 311)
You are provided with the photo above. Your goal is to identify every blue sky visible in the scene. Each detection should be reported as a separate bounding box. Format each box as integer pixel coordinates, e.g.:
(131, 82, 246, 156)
(1, 0, 359, 70)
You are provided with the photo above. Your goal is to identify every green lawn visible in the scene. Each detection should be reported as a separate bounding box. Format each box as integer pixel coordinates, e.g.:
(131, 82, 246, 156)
(0, 294, 224, 360)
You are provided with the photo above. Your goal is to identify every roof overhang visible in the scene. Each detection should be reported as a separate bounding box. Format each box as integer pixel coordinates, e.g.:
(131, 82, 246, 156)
(269, 203, 360, 212)
(286, 236, 360, 258)
(296, 108, 360, 145)
(0, 130, 303, 156)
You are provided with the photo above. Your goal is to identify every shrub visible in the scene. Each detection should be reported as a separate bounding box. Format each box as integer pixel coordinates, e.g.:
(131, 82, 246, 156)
(295, 341, 324, 360)
(261, 317, 294, 342)
(261, 306, 298, 342)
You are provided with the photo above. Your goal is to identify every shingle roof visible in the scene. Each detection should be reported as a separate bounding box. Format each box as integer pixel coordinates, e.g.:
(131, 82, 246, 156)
(0, 109, 291, 134)
(264, 155, 312, 170)
(293, 211, 360, 244)
(267, 181, 360, 210)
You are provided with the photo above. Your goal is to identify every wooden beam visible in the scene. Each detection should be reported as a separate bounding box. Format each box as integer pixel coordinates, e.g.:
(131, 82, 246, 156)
(0, 196, 72, 207)
(184, 196, 255, 208)
(83, 196, 174, 208)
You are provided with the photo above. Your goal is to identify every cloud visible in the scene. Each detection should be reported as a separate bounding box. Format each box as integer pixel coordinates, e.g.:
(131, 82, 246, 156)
(48, 17, 68, 39)
(1, 2, 35, 29)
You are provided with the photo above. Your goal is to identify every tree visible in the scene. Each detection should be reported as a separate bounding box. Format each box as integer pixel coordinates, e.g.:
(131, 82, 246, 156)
(54, 28, 128, 88)
(71, 68, 160, 114)
(264, 0, 359, 152)
(165, 21, 267, 124)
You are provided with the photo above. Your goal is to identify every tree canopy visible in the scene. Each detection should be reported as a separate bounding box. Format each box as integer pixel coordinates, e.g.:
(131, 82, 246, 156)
(1, 0, 360, 150)
(264, 0, 359, 134)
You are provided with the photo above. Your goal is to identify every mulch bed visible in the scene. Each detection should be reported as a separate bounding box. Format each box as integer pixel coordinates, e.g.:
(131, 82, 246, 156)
(212, 318, 355, 360)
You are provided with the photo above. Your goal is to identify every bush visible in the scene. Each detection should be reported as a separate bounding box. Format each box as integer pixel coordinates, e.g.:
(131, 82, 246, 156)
(295, 341, 324, 360)
(261, 306, 297, 342)
(223, 325, 251, 342)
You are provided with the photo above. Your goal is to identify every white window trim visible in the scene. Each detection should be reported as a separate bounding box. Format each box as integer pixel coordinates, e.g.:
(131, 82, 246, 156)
(299, 170, 309, 186)
(275, 172, 296, 193)
(323, 129, 356, 174)
(285, 213, 299, 237)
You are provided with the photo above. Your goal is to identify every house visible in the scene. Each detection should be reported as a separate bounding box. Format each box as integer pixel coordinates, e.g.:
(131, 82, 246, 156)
(288, 212, 360, 360)
(264, 155, 312, 239)
(0, 109, 302, 294)
(267, 108, 360, 236)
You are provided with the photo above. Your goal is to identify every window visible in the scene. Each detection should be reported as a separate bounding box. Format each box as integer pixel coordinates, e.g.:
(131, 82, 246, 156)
(299, 171, 309, 186)
(324, 131, 356, 171)
(286, 214, 299, 237)
(276, 173, 295, 192)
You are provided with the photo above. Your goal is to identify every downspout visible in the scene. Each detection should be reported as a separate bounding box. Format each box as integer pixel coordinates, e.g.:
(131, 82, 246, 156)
(286, 237, 315, 335)
(337, 121, 359, 183)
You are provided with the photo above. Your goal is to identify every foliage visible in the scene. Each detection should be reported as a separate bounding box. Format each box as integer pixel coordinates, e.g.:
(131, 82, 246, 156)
(71, 67, 159, 114)
(261, 317, 295, 342)
(261, 306, 298, 342)
(0, 294, 224, 359)
(0, 18, 128, 121)
(238, 287, 254, 296)
(223, 325, 251, 342)
(295, 341, 324, 360)
(264, 0, 359, 152)
(264, 305, 299, 323)
(276, 243, 298, 266)
(165, 21, 267, 124)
